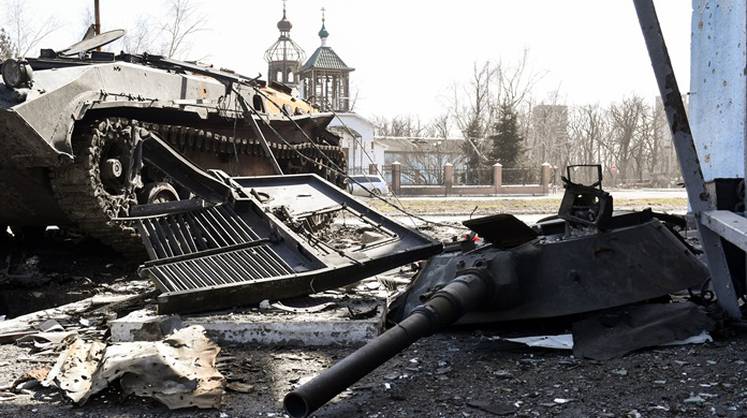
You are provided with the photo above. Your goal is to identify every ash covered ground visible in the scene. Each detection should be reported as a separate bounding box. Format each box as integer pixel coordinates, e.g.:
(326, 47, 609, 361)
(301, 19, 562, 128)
(0, 196, 744, 418)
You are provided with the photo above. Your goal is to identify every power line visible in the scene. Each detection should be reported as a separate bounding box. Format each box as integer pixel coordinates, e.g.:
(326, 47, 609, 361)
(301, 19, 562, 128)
(245, 85, 456, 228)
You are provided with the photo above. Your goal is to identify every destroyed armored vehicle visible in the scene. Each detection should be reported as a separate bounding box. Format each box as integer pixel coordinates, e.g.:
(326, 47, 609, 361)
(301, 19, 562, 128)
(283, 166, 709, 417)
(0, 30, 345, 255)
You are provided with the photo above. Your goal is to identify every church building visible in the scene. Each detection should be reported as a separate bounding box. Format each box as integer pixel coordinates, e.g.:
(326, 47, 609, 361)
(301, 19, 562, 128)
(263, 3, 375, 175)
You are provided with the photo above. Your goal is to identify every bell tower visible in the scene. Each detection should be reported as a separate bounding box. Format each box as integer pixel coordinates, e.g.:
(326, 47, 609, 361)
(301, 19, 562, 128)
(264, 0, 305, 87)
(299, 8, 355, 112)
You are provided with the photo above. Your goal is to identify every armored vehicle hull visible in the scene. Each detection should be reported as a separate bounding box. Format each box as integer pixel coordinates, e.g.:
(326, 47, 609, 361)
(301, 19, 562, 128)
(0, 52, 345, 254)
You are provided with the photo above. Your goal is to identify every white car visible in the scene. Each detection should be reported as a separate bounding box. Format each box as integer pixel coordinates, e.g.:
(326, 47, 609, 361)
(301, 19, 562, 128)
(347, 174, 390, 196)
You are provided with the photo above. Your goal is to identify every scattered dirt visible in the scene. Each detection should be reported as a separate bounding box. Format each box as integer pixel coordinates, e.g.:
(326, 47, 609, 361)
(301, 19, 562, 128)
(0, 234, 138, 318)
(0, 199, 741, 418)
(1, 330, 746, 417)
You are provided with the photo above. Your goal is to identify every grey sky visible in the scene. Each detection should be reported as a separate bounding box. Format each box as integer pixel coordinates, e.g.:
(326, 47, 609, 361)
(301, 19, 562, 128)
(6, 0, 691, 121)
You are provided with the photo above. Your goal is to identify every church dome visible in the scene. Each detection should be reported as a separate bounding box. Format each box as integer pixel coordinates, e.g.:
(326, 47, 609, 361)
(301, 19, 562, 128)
(318, 24, 329, 40)
(277, 17, 292, 32)
(264, 4, 305, 63)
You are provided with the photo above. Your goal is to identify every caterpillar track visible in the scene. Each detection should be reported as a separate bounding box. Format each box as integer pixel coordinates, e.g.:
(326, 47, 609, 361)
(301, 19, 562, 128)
(50, 117, 346, 258)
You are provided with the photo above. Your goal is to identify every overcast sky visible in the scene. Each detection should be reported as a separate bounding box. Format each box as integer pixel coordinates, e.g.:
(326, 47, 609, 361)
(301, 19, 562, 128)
(7, 0, 691, 122)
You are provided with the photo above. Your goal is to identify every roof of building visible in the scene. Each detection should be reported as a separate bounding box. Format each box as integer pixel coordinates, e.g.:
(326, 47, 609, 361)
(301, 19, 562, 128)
(328, 125, 362, 138)
(301, 46, 354, 72)
(374, 137, 465, 154)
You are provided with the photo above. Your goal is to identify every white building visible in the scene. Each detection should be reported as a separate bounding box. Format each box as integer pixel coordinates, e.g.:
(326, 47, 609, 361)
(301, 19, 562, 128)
(327, 113, 377, 174)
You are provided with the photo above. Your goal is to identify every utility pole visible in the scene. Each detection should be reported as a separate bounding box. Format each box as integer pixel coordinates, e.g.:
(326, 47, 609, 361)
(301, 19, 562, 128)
(94, 0, 101, 51)
(94, 0, 101, 35)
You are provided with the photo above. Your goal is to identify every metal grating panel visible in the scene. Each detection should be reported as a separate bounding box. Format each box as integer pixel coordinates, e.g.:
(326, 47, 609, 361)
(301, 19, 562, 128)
(147, 245, 295, 293)
(137, 204, 260, 260)
(136, 203, 297, 294)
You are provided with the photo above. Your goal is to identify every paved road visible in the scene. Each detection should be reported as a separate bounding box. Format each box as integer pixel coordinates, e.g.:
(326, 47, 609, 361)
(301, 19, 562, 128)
(387, 188, 687, 201)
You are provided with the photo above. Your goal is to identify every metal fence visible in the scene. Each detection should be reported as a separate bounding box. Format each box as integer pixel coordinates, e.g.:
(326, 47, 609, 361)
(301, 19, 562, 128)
(400, 168, 443, 185)
(454, 168, 493, 185)
(380, 163, 552, 195)
(502, 167, 542, 185)
(614, 175, 683, 188)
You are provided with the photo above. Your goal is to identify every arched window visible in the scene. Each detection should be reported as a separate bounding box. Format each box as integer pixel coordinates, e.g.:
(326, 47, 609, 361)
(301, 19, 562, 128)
(288, 71, 295, 82)
(276, 71, 282, 81)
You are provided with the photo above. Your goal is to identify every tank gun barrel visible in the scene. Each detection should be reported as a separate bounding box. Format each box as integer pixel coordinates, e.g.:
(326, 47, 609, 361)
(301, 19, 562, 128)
(283, 273, 491, 418)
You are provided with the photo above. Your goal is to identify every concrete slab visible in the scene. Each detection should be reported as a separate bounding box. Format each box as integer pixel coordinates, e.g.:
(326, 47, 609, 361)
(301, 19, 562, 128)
(109, 294, 386, 346)
(109, 309, 183, 342)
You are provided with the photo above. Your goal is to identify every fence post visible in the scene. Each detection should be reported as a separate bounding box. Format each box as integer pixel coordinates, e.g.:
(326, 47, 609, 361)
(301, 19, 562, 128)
(443, 163, 454, 196)
(492, 162, 502, 194)
(368, 163, 378, 175)
(391, 162, 401, 195)
(541, 162, 553, 194)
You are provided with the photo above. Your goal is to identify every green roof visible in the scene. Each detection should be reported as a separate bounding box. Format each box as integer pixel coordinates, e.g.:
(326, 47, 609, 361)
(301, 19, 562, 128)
(301, 46, 354, 72)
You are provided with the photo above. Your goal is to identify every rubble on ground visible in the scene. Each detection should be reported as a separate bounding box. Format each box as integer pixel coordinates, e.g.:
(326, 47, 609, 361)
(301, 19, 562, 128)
(44, 325, 224, 409)
(0, 167, 740, 417)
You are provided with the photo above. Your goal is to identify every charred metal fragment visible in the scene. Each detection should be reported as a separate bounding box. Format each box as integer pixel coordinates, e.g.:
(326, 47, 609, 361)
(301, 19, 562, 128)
(571, 302, 714, 360)
(557, 164, 613, 230)
(285, 178, 708, 417)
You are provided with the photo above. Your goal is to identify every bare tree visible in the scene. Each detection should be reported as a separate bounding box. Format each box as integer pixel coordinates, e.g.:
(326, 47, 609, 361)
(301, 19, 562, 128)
(426, 114, 451, 139)
(3, 0, 61, 57)
(373, 116, 391, 136)
(122, 16, 157, 54)
(161, 0, 207, 59)
(450, 62, 495, 183)
(451, 62, 494, 141)
(602, 96, 647, 185)
(635, 98, 680, 186)
(397, 140, 465, 185)
(372, 115, 426, 137)
(569, 104, 608, 166)
(448, 52, 544, 184)
(493, 49, 545, 111)
(0, 28, 12, 60)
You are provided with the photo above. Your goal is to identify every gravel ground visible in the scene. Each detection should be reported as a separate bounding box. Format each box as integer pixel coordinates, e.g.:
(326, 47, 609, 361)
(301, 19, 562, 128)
(0, 329, 746, 418)
(0, 200, 743, 418)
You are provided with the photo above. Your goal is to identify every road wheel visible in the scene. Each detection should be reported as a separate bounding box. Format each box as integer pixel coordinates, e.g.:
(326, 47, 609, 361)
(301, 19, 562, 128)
(51, 118, 147, 259)
(140, 182, 180, 204)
